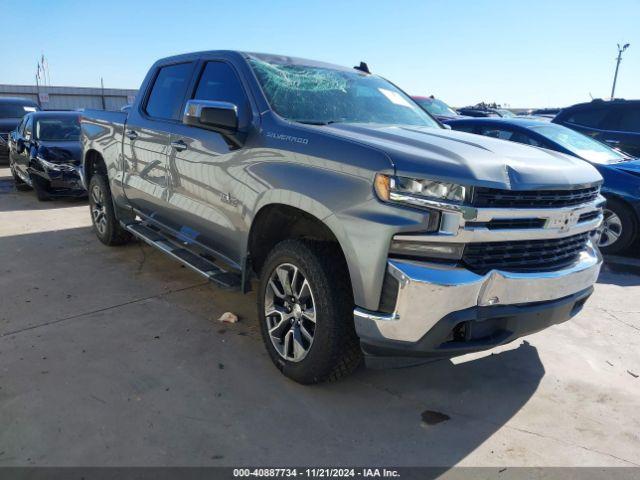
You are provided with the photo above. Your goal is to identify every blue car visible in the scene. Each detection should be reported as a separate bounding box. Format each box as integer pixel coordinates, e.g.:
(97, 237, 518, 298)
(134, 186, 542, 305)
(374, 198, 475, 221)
(445, 117, 640, 254)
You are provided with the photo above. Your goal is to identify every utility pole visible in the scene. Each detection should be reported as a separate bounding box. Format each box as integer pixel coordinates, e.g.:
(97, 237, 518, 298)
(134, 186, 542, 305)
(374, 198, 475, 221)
(610, 43, 630, 99)
(35, 73, 41, 108)
(101, 77, 106, 110)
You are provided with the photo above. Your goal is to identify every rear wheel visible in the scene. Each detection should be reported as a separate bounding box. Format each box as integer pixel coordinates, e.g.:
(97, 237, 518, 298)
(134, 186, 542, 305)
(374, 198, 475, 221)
(598, 197, 637, 254)
(88, 174, 132, 246)
(257, 239, 362, 384)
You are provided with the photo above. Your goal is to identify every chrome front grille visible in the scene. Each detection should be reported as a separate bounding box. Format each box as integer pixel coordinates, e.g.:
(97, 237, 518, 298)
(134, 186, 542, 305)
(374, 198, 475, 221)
(578, 210, 601, 223)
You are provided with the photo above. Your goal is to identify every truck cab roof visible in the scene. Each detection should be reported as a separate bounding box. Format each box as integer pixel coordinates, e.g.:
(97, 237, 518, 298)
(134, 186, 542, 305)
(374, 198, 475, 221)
(153, 50, 359, 72)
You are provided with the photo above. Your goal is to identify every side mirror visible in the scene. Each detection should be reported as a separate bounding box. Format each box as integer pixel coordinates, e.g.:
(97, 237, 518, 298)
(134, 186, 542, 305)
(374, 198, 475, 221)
(443, 123, 452, 130)
(183, 99, 238, 133)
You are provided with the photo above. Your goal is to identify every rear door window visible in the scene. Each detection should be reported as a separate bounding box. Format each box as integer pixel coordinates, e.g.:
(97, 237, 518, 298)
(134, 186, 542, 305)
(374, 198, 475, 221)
(617, 108, 640, 133)
(145, 62, 194, 121)
(565, 108, 607, 128)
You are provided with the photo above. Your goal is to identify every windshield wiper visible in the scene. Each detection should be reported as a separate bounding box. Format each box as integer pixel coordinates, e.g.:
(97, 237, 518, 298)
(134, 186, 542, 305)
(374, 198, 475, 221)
(294, 120, 330, 125)
(293, 119, 345, 126)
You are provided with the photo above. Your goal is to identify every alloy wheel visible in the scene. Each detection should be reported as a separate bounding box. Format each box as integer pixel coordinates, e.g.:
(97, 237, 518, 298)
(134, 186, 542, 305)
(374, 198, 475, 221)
(264, 263, 316, 362)
(90, 184, 108, 235)
(598, 208, 623, 248)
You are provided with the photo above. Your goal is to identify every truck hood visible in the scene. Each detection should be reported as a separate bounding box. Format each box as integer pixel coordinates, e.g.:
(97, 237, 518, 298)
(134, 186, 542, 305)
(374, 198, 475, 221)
(324, 124, 602, 190)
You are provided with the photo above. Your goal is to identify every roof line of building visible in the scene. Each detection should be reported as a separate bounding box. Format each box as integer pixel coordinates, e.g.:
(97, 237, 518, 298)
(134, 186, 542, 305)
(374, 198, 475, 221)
(0, 84, 138, 96)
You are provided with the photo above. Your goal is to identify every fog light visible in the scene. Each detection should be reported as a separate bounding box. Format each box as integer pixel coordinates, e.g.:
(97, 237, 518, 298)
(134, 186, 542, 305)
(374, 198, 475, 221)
(389, 239, 464, 260)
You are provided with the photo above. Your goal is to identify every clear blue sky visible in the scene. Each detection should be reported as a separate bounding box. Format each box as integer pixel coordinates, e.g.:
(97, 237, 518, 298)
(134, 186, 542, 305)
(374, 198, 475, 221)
(2, 0, 638, 108)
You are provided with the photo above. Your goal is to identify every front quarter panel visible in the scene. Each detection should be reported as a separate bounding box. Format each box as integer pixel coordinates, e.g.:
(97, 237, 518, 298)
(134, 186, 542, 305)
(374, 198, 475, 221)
(239, 116, 432, 310)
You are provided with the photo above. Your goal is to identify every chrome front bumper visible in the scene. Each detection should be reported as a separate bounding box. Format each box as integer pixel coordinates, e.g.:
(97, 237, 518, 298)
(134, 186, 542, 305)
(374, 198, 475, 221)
(354, 241, 602, 345)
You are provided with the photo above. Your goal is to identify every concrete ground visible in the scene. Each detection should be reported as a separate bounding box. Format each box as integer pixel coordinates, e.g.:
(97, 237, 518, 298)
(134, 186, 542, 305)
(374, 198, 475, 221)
(0, 165, 638, 467)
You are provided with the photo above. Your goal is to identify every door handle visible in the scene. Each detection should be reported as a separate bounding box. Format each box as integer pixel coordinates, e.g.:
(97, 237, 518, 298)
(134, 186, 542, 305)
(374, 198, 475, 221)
(170, 139, 188, 152)
(140, 159, 161, 178)
(604, 139, 620, 145)
(125, 130, 138, 140)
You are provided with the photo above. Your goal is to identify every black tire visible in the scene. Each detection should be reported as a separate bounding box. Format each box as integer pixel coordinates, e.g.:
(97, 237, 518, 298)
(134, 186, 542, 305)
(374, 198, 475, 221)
(598, 197, 637, 255)
(30, 173, 50, 201)
(88, 174, 132, 246)
(257, 239, 362, 384)
(10, 163, 32, 191)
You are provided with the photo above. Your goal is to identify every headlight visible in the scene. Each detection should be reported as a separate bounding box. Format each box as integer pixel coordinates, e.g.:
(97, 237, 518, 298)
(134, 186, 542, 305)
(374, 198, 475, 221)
(37, 156, 75, 171)
(375, 174, 467, 206)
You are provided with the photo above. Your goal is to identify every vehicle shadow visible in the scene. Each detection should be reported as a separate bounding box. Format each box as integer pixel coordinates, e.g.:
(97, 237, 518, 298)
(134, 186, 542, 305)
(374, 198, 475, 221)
(333, 340, 545, 465)
(0, 175, 88, 212)
(599, 252, 640, 286)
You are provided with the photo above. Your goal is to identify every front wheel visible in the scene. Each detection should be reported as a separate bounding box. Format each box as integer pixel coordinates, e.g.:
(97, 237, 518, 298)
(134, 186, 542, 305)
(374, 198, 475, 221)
(257, 239, 362, 384)
(88, 174, 132, 246)
(598, 198, 637, 254)
(30, 173, 51, 201)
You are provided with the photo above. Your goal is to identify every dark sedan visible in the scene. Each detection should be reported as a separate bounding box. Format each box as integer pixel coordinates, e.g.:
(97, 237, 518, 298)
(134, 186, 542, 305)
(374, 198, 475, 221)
(0, 97, 40, 160)
(457, 104, 516, 118)
(553, 99, 640, 158)
(445, 117, 640, 254)
(8, 111, 85, 200)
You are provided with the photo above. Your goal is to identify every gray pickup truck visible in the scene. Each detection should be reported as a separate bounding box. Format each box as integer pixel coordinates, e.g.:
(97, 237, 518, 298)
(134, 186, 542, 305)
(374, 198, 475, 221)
(81, 51, 604, 384)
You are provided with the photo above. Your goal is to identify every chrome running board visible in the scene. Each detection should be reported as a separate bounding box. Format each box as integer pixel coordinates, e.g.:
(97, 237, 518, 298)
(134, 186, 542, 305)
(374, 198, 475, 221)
(125, 222, 241, 289)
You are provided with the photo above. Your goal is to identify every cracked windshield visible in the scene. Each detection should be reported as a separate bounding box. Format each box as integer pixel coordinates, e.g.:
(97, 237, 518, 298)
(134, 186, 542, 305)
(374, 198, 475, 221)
(249, 57, 440, 128)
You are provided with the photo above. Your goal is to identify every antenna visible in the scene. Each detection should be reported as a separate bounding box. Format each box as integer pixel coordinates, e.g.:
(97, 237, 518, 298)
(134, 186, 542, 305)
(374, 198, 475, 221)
(354, 62, 370, 74)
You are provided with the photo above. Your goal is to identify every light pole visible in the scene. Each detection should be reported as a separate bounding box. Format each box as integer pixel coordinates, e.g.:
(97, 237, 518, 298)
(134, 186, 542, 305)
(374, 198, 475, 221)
(610, 43, 630, 100)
